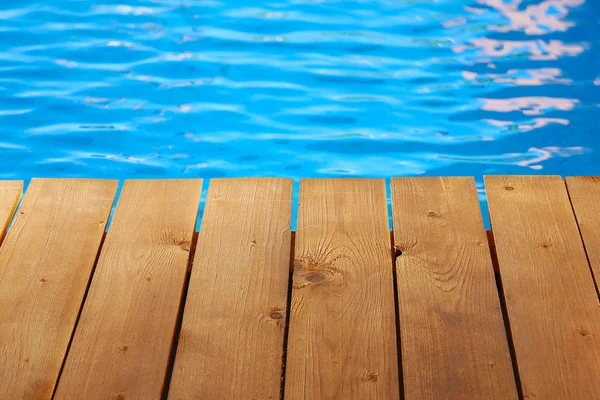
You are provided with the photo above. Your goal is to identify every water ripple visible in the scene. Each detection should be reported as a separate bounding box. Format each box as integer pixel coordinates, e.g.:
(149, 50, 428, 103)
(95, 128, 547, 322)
(0, 0, 598, 185)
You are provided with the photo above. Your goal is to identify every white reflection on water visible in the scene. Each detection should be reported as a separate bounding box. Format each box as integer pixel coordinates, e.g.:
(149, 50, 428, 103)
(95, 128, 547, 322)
(454, 38, 584, 60)
(484, 117, 570, 133)
(479, 0, 585, 35)
(479, 97, 579, 115)
(452, 0, 590, 171)
(463, 68, 572, 86)
(517, 146, 585, 168)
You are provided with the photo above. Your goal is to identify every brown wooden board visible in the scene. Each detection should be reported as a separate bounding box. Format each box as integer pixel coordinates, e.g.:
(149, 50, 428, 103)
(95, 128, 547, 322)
(54, 179, 202, 400)
(284, 179, 400, 399)
(485, 175, 600, 398)
(391, 177, 517, 399)
(168, 178, 293, 399)
(0, 178, 117, 399)
(566, 176, 600, 293)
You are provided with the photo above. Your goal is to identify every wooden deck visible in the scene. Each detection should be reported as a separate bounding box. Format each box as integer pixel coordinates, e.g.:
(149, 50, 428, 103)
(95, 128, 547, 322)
(0, 176, 598, 399)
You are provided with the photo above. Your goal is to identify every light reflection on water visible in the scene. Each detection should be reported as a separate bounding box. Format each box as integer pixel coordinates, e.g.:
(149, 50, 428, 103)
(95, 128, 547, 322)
(0, 0, 599, 221)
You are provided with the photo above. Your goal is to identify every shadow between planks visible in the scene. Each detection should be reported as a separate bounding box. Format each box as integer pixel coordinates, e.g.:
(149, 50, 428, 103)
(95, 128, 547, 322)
(0, 176, 598, 399)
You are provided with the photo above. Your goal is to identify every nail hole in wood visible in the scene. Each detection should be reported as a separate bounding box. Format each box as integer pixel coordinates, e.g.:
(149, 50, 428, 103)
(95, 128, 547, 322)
(270, 312, 283, 320)
(394, 247, 403, 259)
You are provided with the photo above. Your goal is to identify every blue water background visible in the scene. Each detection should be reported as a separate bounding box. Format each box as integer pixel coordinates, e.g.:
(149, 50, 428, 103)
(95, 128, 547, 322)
(1, 0, 599, 228)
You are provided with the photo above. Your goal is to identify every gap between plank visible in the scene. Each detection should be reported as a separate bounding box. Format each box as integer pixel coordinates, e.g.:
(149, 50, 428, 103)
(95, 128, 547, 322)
(280, 231, 295, 400)
(564, 182, 600, 302)
(486, 230, 524, 400)
(486, 231, 498, 272)
(390, 231, 405, 400)
(51, 231, 108, 399)
(161, 231, 200, 400)
(0, 188, 23, 247)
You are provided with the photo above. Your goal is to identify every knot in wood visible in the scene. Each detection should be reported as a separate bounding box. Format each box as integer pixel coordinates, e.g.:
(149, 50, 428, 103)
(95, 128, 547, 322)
(178, 240, 191, 251)
(305, 271, 326, 284)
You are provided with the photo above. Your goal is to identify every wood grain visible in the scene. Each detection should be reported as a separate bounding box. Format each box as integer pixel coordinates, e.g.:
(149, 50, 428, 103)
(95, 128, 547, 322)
(485, 175, 600, 399)
(284, 179, 399, 399)
(565, 176, 600, 292)
(391, 177, 517, 399)
(54, 179, 202, 400)
(168, 178, 292, 400)
(0, 178, 117, 399)
(0, 181, 22, 244)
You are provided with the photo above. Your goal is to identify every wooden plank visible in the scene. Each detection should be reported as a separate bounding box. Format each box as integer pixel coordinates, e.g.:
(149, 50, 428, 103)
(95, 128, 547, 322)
(391, 177, 517, 398)
(284, 179, 400, 399)
(0, 178, 117, 399)
(54, 179, 202, 400)
(168, 178, 292, 399)
(0, 181, 23, 243)
(566, 176, 600, 291)
(485, 175, 600, 399)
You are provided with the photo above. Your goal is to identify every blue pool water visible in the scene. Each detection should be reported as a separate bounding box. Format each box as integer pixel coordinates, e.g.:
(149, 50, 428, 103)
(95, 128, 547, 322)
(1, 0, 599, 225)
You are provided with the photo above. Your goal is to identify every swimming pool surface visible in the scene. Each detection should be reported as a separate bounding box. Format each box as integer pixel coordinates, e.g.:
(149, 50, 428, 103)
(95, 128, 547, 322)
(1, 0, 599, 224)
